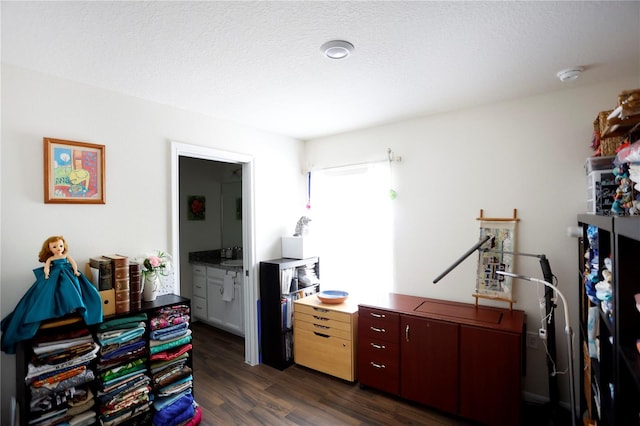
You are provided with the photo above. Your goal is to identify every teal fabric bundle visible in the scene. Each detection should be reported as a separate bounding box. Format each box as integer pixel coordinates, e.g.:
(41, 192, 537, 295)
(1, 259, 103, 354)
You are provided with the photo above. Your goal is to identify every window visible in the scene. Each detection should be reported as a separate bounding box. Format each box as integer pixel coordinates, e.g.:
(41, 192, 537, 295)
(310, 162, 393, 298)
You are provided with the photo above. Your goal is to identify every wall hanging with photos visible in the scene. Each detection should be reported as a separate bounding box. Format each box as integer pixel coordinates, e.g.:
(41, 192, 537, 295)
(474, 209, 519, 309)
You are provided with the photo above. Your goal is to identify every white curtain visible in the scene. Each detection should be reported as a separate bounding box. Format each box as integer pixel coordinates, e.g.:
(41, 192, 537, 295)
(309, 161, 393, 298)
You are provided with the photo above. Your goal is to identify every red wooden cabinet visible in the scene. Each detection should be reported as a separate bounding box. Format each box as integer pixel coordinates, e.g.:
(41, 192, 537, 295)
(358, 294, 524, 426)
(357, 306, 400, 395)
(401, 316, 459, 414)
(459, 325, 523, 425)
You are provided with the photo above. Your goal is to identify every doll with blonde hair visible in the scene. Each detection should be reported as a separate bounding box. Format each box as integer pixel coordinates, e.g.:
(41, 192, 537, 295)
(39, 235, 80, 279)
(1, 235, 102, 353)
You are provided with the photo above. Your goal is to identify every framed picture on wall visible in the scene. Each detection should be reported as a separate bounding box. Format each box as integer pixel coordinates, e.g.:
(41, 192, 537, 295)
(187, 195, 206, 220)
(43, 137, 106, 204)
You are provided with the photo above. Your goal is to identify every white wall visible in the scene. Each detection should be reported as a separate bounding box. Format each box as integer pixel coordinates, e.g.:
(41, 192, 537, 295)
(305, 75, 639, 406)
(0, 64, 305, 423)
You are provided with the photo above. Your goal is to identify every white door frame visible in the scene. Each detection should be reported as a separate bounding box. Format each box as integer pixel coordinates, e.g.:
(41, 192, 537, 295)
(171, 141, 259, 366)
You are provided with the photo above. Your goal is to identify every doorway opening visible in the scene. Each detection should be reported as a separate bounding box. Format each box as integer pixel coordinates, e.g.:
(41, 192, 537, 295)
(171, 141, 259, 366)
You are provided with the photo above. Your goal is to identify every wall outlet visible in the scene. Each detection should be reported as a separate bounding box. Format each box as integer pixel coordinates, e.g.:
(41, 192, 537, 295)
(526, 332, 540, 349)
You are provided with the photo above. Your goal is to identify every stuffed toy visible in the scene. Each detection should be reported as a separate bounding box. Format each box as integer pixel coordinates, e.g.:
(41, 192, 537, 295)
(612, 163, 635, 215)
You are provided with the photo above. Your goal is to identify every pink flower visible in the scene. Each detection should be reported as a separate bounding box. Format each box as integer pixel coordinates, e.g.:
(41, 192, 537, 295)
(148, 255, 162, 268)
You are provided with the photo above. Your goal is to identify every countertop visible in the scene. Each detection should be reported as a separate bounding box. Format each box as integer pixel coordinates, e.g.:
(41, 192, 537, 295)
(358, 293, 525, 333)
(189, 250, 243, 271)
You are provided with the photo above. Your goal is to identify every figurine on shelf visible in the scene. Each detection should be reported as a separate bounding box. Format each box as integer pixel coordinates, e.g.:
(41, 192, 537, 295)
(293, 216, 312, 236)
(0, 235, 103, 354)
(41, 235, 80, 279)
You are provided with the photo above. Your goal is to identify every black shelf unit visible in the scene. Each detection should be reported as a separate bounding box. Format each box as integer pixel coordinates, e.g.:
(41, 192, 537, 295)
(15, 293, 191, 426)
(578, 214, 640, 425)
(259, 257, 319, 370)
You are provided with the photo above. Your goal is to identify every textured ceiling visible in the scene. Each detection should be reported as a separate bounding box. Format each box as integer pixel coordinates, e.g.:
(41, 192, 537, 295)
(2, 1, 639, 140)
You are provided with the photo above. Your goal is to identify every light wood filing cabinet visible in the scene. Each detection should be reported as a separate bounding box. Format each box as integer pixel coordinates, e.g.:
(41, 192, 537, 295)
(293, 295, 358, 381)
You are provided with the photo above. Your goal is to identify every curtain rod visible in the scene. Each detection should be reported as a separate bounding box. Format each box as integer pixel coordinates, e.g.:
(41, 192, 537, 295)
(306, 148, 401, 173)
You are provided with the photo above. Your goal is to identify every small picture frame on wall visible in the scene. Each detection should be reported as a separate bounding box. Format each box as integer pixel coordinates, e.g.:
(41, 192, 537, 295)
(188, 195, 206, 220)
(43, 137, 106, 204)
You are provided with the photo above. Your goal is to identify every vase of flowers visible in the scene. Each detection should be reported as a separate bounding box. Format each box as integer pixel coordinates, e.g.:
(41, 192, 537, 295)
(138, 251, 172, 302)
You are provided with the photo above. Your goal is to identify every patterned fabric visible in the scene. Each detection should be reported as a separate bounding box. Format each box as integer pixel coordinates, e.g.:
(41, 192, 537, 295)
(149, 352, 189, 374)
(157, 375, 193, 397)
(26, 344, 100, 382)
(99, 358, 146, 384)
(30, 369, 95, 399)
(153, 366, 192, 391)
(149, 305, 190, 331)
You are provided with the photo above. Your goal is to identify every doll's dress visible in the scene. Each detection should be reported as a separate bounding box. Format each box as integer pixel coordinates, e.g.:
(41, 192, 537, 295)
(1, 258, 103, 354)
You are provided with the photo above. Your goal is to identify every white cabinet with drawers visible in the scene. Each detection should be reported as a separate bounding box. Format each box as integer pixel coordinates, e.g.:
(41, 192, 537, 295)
(192, 264, 208, 321)
(191, 263, 244, 337)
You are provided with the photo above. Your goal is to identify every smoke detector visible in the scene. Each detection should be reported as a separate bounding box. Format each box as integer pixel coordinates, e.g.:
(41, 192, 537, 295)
(321, 40, 354, 60)
(556, 67, 584, 82)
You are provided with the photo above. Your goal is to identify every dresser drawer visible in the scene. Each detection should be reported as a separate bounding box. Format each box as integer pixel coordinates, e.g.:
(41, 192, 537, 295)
(192, 264, 206, 276)
(192, 296, 207, 320)
(294, 327, 355, 381)
(193, 276, 206, 298)
(360, 339, 399, 359)
(358, 337, 399, 394)
(295, 303, 353, 324)
(295, 313, 353, 340)
(206, 266, 226, 279)
(359, 307, 399, 343)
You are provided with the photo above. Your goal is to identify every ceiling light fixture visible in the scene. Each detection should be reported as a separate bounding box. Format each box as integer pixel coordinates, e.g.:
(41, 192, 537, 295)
(321, 40, 354, 60)
(556, 67, 584, 82)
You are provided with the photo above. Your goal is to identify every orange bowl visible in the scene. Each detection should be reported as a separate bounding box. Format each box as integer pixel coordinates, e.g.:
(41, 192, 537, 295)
(317, 290, 349, 304)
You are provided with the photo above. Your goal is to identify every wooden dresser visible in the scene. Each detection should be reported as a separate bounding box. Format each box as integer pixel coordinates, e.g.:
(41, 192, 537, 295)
(293, 295, 358, 381)
(358, 293, 525, 426)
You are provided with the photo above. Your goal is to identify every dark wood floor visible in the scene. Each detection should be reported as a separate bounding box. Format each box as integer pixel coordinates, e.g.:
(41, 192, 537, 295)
(191, 321, 473, 426)
(191, 322, 566, 426)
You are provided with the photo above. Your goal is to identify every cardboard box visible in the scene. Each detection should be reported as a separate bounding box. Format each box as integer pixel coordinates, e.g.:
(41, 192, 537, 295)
(85, 262, 99, 288)
(99, 289, 116, 316)
(281, 236, 317, 259)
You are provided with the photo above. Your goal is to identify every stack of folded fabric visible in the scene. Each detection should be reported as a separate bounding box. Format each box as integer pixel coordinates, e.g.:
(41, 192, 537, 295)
(95, 314, 152, 426)
(25, 319, 99, 426)
(149, 304, 201, 426)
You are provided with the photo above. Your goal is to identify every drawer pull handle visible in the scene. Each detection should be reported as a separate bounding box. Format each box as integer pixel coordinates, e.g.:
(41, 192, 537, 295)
(313, 315, 329, 321)
(370, 362, 386, 369)
(405, 324, 410, 342)
(313, 332, 330, 338)
(314, 324, 330, 330)
(370, 312, 386, 318)
(313, 307, 330, 313)
(370, 343, 386, 350)
(370, 326, 386, 333)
